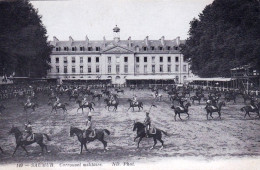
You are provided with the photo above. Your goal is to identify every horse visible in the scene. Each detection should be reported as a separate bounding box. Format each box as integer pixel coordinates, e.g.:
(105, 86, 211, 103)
(242, 94, 252, 103)
(24, 102, 38, 112)
(127, 99, 143, 111)
(48, 102, 68, 114)
(115, 89, 124, 94)
(224, 93, 236, 103)
(133, 121, 168, 149)
(9, 126, 51, 156)
(205, 101, 226, 120)
(76, 100, 95, 113)
(104, 98, 119, 111)
(69, 126, 110, 153)
(240, 102, 260, 118)
(69, 94, 79, 101)
(92, 93, 102, 101)
(171, 102, 191, 121)
(190, 95, 202, 104)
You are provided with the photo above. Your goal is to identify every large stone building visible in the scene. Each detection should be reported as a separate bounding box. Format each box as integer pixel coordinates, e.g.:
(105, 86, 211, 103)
(48, 26, 192, 85)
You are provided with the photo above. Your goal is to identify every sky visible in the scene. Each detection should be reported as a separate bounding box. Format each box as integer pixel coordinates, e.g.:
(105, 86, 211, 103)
(31, 0, 214, 41)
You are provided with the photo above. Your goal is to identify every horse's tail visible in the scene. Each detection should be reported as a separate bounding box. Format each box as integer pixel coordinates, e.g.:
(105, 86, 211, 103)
(103, 129, 110, 135)
(240, 107, 245, 112)
(91, 102, 95, 106)
(160, 129, 168, 136)
(43, 134, 51, 141)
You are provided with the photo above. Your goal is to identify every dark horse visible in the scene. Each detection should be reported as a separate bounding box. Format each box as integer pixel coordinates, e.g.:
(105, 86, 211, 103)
(133, 122, 168, 149)
(171, 102, 191, 121)
(240, 102, 260, 118)
(190, 95, 203, 104)
(205, 101, 225, 120)
(69, 126, 110, 153)
(76, 100, 95, 113)
(127, 99, 143, 111)
(69, 94, 79, 101)
(104, 98, 119, 111)
(9, 126, 51, 156)
(92, 94, 103, 101)
(48, 102, 68, 114)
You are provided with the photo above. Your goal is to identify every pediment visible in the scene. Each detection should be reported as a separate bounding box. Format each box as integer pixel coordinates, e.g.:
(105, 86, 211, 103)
(102, 46, 134, 54)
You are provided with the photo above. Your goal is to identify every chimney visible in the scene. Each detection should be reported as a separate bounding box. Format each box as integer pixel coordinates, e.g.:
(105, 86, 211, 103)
(145, 36, 149, 46)
(160, 36, 165, 46)
(176, 36, 180, 46)
(69, 36, 74, 45)
(103, 36, 106, 47)
(85, 35, 89, 43)
(53, 36, 59, 45)
(128, 36, 132, 47)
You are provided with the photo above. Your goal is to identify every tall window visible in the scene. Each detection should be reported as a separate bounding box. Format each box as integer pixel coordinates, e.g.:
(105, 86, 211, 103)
(80, 47, 84, 51)
(168, 56, 171, 62)
(72, 47, 76, 51)
(152, 56, 155, 63)
(160, 65, 163, 72)
(151, 46, 155, 50)
(96, 47, 100, 51)
(144, 65, 147, 74)
(144, 57, 147, 62)
(167, 46, 171, 50)
(72, 57, 75, 63)
(64, 66, 67, 73)
(168, 65, 171, 72)
(56, 66, 59, 73)
(88, 47, 92, 51)
(80, 66, 83, 73)
(88, 57, 91, 63)
(88, 66, 91, 73)
(116, 65, 120, 74)
(56, 47, 60, 51)
(175, 56, 179, 62)
(136, 57, 140, 63)
(80, 57, 83, 63)
(124, 65, 128, 73)
(72, 66, 75, 73)
(108, 57, 111, 63)
(124, 57, 128, 63)
(143, 47, 147, 51)
(136, 65, 139, 73)
(175, 65, 179, 72)
(159, 47, 163, 50)
(64, 47, 68, 51)
(152, 65, 155, 73)
(96, 57, 99, 63)
(64, 57, 67, 63)
(116, 56, 120, 63)
(175, 76, 179, 83)
(108, 65, 111, 73)
(55, 57, 59, 63)
(160, 56, 163, 62)
(183, 65, 187, 72)
(96, 65, 100, 73)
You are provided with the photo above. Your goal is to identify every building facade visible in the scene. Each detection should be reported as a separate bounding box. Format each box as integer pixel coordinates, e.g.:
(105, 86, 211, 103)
(48, 26, 192, 85)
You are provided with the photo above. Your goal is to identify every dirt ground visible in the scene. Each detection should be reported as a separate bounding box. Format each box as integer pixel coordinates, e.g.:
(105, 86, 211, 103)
(0, 88, 259, 164)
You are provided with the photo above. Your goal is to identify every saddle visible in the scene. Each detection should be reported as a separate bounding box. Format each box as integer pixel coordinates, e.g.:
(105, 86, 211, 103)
(133, 101, 138, 105)
(83, 129, 96, 138)
(250, 105, 255, 110)
(109, 100, 116, 105)
(148, 126, 156, 134)
(177, 106, 185, 111)
(57, 103, 61, 107)
(211, 106, 217, 110)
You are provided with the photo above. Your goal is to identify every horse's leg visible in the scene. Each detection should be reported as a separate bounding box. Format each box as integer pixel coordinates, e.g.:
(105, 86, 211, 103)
(178, 113, 182, 121)
(174, 113, 177, 121)
(158, 138, 164, 150)
(80, 143, 83, 154)
(83, 143, 90, 153)
(137, 136, 143, 149)
(0, 146, 3, 153)
(39, 143, 44, 155)
(150, 137, 157, 150)
(100, 139, 108, 152)
(210, 112, 213, 119)
(218, 111, 221, 119)
(21, 145, 29, 155)
(186, 112, 190, 119)
(12, 145, 19, 157)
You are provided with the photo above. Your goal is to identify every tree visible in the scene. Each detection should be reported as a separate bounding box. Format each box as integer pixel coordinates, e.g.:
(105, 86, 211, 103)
(181, 0, 260, 77)
(0, 0, 52, 77)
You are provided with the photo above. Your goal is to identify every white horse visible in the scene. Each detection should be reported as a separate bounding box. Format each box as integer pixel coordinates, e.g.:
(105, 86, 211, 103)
(151, 93, 162, 101)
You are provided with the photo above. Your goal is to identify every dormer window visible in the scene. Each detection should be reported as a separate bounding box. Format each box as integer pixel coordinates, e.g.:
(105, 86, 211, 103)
(72, 47, 76, 51)
(174, 46, 178, 50)
(143, 47, 147, 51)
(167, 46, 171, 50)
(88, 47, 92, 51)
(135, 46, 140, 52)
(80, 47, 85, 51)
(159, 46, 163, 50)
(64, 47, 69, 51)
(151, 46, 155, 50)
(96, 47, 100, 51)
(56, 47, 61, 51)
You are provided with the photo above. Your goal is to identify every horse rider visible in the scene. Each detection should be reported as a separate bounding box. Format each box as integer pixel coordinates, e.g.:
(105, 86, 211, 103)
(249, 97, 256, 110)
(24, 121, 33, 141)
(132, 94, 137, 105)
(82, 96, 88, 105)
(83, 113, 95, 138)
(54, 96, 60, 107)
(25, 96, 31, 107)
(144, 112, 151, 138)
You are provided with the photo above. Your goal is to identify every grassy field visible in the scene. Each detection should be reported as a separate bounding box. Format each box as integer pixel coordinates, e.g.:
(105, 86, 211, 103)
(0, 88, 259, 164)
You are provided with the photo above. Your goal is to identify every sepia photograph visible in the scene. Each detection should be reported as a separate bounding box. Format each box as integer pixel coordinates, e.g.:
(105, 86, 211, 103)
(0, 0, 259, 169)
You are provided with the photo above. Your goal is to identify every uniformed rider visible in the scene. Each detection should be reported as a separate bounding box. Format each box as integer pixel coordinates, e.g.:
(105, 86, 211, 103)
(144, 112, 151, 138)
